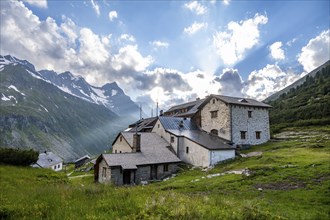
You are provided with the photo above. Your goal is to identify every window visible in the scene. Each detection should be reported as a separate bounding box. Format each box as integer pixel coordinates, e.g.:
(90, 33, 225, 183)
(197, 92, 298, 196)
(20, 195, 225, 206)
(171, 136, 174, 143)
(186, 146, 189, 154)
(115, 150, 117, 153)
(163, 164, 169, 172)
(212, 99, 216, 104)
(211, 129, 218, 136)
(102, 167, 107, 177)
(256, 131, 261, 139)
(240, 131, 247, 139)
(211, 111, 218, 118)
(54, 166, 56, 170)
(120, 136, 122, 142)
(120, 151, 122, 153)
(248, 111, 252, 118)
(158, 124, 160, 128)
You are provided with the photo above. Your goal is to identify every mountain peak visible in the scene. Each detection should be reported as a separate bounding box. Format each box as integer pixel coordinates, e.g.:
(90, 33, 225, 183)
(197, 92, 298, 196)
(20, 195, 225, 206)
(0, 55, 36, 71)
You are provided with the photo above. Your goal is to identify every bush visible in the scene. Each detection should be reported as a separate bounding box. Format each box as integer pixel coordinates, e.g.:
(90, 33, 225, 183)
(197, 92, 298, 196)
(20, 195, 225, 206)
(0, 148, 39, 166)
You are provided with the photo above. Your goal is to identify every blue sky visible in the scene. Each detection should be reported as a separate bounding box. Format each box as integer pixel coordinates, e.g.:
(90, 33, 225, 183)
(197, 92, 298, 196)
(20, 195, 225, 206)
(1, 0, 329, 108)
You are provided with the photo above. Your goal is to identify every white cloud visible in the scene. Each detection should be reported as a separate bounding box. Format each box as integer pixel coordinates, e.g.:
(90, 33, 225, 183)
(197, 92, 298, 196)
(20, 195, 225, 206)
(184, 22, 208, 35)
(150, 41, 169, 49)
(109, 11, 118, 21)
(213, 13, 268, 65)
(270, 41, 285, 60)
(223, 0, 231, 5)
(112, 45, 153, 72)
(78, 28, 109, 65)
(243, 64, 300, 100)
(91, 0, 100, 16)
(298, 30, 330, 72)
(23, 0, 47, 8)
(119, 34, 136, 43)
(184, 1, 207, 15)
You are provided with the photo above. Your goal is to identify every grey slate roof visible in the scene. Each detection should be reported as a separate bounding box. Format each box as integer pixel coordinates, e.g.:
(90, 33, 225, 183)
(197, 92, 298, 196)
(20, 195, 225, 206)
(167, 130, 234, 150)
(36, 152, 63, 168)
(213, 95, 272, 108)
(74, 155, 90, 163)
(103, 132, 181, 169)
(158, 116, 199, 130)
(164, 94, 271, 117)
(158, 116, 233, 151)
(165, 98, 205, 117)
(127, 117, 157, 132)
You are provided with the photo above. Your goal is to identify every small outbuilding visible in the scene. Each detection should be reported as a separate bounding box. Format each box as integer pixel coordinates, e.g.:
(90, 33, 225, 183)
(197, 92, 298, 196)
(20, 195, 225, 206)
(32, 151, 63, 171)
(95, 132, 181, 185)
(74, 155, 91, 168)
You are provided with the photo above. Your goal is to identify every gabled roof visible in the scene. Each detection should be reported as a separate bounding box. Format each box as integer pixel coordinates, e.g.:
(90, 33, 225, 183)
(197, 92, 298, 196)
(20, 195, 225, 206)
(74, 155, 90, 163)
(36, 152, 63, 168)
(158, 116, 199, 130)
(164, 94, 271, 117)
(103, 132, 181, 169)
(127, 117, 157, 132)
(212, 95, 272, 108)
(167, 130, 234, 150)
(164, 98, 205, 117)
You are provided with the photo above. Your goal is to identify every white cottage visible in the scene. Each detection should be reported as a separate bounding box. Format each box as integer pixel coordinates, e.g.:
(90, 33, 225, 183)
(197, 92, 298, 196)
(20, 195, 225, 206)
(32, 151, 63, 171)
(152, 117, 235, 167)
(164, 94, 272, 147)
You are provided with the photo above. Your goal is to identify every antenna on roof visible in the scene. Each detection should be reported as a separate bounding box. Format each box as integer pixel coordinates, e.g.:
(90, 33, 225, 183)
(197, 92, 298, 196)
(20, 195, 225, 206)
(139, 104, 142, 120)
(156, 100, 159, 117)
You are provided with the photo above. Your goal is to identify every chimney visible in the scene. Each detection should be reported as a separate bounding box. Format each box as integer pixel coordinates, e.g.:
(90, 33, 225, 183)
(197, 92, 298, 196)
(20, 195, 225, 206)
(133, 133, 141, 152)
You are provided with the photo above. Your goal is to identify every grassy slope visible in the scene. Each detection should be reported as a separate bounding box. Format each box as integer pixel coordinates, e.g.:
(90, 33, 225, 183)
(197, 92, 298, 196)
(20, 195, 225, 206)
(1, 126, 329, 220)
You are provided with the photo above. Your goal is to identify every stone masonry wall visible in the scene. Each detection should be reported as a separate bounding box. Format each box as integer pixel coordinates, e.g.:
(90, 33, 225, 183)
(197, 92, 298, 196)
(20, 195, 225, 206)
(97, 159, 112, 184)
(231, 105, 270, 145)
(112, 134, 132, 153)
(200, 97, 231, 141)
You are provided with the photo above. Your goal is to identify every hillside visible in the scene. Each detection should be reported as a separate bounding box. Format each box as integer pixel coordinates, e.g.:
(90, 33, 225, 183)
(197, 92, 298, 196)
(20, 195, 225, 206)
(264, 60, 330, 102)
(1, 126, 329, 219)
(267, 61, 330, 133)
(0, 62, 128, 161)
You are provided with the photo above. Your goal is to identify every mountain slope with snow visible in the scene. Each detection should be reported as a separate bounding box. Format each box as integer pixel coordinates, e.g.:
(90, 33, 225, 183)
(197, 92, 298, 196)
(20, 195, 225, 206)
(0, 55, 132, 161)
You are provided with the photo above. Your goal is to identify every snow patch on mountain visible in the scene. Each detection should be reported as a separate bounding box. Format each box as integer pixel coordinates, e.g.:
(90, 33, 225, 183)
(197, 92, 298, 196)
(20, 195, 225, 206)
(8, 85, 25, 96)
(1, 93, 11, 101)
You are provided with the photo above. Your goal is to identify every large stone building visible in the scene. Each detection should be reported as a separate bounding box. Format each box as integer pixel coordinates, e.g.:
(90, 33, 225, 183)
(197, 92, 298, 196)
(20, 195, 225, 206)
(95, 132, 181, 185)
(164, 94, 271, 146)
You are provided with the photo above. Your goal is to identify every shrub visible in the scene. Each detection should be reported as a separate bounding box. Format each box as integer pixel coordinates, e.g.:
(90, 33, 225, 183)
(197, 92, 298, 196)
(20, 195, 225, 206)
(0, 148, 39, 166)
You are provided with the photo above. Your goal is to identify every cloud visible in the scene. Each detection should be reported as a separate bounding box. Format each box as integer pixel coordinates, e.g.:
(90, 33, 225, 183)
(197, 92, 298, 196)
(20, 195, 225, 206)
(270, 41, 285, 60)
(109, 11, 118, 21)
(91, 0, 100, 16)
(223, 0, 231, 5)
(119, 34, 136, 43)
(184, 22, 208, 35)
(243, 64, 300, 100)
(213, 13, 268, 65)
(150, 41, 169, 50)
(184, 1, 207, 15)
(214, 68, 243, 97)
(23, 0, 47, 8)
(298, 29, 330, 72)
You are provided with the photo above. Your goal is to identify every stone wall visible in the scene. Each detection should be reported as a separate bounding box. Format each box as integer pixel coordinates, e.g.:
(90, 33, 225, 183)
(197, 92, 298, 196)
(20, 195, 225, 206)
(112, 134, 132, 153)
(135, 165, 151, 184)
(97, 159, 112, 184)
(231, 105, 270, 145)
(200, 98, 231, 141)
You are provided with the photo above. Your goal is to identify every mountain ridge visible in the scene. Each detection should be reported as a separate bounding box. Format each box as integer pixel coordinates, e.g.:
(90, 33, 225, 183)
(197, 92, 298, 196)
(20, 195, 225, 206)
(0, 55, 136, 161)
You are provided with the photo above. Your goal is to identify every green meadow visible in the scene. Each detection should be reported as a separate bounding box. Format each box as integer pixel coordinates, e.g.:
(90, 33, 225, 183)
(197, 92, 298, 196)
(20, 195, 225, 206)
(1, 126, 329, 219)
